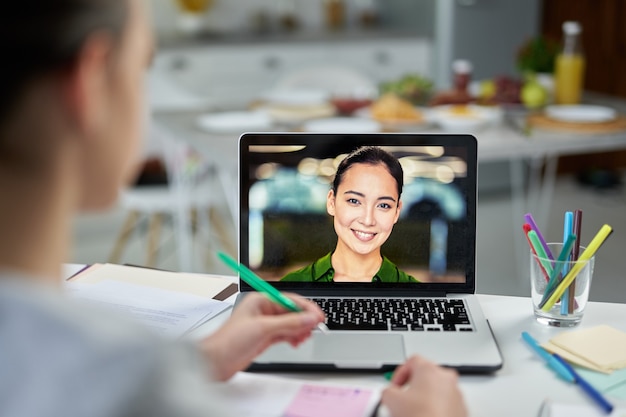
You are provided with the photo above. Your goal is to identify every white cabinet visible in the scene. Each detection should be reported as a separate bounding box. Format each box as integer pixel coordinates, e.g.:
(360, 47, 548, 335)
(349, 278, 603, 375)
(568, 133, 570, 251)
(326, 39, 431, 83)
(152, 37, 432, 108)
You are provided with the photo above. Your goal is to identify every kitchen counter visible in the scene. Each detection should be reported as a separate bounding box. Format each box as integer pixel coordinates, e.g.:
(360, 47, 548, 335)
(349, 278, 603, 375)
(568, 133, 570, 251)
(152, 95, 626, 284)
(156, 28, 426, 50)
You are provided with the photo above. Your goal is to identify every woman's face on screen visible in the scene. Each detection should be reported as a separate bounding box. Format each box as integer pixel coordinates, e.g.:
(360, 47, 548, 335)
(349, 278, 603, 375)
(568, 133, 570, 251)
(327, 162, 402, 256)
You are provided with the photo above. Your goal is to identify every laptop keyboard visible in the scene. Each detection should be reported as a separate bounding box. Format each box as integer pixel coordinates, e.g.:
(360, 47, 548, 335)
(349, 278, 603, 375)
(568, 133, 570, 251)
(311, 298, 473, 332)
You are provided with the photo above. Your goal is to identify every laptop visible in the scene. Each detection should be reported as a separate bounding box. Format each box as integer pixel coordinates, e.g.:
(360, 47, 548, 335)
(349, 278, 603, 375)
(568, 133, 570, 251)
(235, 132, 503, 373)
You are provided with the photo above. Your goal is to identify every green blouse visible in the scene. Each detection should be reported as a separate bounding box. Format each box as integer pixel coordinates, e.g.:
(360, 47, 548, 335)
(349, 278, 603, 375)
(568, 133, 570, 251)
(280, 253, 419, 283)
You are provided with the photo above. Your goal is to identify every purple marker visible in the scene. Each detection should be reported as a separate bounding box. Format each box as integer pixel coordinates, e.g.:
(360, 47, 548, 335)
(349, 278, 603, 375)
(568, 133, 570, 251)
(524, 213, 555, 260)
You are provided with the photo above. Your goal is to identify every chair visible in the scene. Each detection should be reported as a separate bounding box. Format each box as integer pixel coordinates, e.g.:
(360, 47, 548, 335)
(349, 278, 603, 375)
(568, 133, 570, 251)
(108, 120, 235, 272)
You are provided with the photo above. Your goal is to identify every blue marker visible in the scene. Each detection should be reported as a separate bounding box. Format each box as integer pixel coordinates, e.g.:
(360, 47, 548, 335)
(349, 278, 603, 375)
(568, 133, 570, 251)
(553, 354, 614, 414)
(521, 332, 574, 383)
(561, 211, 573, 315)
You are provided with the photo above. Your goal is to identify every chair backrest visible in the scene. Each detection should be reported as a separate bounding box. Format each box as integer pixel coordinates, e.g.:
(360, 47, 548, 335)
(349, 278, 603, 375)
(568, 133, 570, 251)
(147, 120, 209, 192)
(138, 119, 215, 271)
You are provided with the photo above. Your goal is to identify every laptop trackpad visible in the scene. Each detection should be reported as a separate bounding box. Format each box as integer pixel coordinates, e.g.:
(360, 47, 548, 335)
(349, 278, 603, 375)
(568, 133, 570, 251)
(314, 333, 405, 367)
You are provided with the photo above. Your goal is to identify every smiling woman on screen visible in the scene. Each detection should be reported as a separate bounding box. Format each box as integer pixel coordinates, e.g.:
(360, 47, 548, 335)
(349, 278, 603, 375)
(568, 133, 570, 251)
(0, 1, 464, 416)
(281, 146, 418, 283)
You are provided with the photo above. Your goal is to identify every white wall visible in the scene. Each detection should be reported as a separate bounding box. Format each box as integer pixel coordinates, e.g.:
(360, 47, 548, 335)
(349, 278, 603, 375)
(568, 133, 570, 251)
(451, 0, 541, 80)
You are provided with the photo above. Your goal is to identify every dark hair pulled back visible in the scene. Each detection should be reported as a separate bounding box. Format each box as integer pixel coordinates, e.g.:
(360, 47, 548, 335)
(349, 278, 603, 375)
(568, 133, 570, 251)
(0, 0, 128, 126)
(332, 146, 404, 198)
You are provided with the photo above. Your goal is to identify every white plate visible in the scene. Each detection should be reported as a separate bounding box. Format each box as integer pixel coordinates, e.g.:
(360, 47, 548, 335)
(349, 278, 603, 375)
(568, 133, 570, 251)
(196, 111, 273, 133)
(431, 104, 503, 132)
(545, 105, 617, 123)
(303, 117, 381, 133)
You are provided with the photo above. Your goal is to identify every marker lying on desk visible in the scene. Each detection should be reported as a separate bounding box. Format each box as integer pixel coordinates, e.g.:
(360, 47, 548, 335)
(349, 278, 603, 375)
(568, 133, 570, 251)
(217, 251, 329, 333)
(521, 332, 574, 383)
(552, 353, 614, 414)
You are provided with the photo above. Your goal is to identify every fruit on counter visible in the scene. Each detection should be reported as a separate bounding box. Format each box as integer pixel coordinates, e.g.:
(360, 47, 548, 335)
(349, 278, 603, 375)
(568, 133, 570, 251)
(379, 74, 434, 106)
(521, 78, 548, 109)
(475, 76, 522, 105)
(479, 80, 497, 100)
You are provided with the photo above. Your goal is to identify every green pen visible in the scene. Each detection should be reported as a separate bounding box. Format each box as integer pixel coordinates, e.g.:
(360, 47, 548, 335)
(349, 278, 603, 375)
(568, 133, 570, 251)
(217, 251, 329, 333)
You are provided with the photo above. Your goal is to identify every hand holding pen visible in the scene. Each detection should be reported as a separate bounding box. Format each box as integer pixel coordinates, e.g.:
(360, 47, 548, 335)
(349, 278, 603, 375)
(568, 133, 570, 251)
(218, 251, 329, 333)
(202, 291, 326, 381)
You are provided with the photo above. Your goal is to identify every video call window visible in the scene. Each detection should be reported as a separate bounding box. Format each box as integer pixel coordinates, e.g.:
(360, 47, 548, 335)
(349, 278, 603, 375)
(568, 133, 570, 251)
(241, 142, 472, 284)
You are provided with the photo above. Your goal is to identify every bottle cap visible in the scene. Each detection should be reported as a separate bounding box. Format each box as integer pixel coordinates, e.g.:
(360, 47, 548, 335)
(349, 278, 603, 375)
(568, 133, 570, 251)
(562, 21, 581, 35)
(452, 59, 473, 74)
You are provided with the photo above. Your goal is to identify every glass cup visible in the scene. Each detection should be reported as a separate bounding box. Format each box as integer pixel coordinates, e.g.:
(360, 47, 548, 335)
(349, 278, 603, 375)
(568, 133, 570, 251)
(529, 242, 595, 327)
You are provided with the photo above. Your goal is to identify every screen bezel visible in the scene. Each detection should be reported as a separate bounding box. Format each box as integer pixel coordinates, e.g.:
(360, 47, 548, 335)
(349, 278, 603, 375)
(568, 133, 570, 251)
(238, 132, 477, 296)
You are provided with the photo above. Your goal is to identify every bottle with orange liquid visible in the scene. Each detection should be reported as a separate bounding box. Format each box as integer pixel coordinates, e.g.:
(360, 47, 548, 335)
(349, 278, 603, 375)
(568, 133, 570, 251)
(554, 21, 585, 105)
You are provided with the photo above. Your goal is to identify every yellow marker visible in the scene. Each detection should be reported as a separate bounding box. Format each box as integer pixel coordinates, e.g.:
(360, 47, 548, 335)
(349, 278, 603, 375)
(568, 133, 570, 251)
(542, 224, 612, 311)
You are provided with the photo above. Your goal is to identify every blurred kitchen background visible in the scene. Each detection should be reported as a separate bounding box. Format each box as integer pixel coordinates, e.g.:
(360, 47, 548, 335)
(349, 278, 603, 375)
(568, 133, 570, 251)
(71, 0, 626, 303)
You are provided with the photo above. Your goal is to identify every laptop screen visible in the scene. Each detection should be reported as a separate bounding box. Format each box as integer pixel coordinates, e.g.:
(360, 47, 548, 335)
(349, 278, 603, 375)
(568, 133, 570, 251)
(239, 133, 477, 295)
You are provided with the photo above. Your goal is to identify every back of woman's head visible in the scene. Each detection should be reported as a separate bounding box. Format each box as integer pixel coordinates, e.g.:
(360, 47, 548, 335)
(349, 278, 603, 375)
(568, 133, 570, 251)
(332, 146, 404, 197)
(0, 0, 128, 127)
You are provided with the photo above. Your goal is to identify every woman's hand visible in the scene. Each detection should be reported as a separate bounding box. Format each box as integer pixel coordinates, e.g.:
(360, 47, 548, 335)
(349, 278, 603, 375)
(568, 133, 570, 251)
(200, 292, 325, 381)
(382, 355, 467, 417)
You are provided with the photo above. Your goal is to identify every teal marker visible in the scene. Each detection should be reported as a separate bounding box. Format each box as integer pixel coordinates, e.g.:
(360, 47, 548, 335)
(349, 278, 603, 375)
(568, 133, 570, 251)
(539, 234, 577, 309)
(217, 251, 329, 333)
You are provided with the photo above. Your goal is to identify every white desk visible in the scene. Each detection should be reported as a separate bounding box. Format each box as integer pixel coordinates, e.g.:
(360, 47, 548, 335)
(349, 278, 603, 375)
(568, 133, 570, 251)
(191, 294, 626, 417)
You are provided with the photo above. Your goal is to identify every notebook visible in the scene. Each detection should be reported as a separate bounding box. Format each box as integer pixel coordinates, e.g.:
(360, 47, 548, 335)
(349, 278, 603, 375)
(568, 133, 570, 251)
(235, 132, 503, 373)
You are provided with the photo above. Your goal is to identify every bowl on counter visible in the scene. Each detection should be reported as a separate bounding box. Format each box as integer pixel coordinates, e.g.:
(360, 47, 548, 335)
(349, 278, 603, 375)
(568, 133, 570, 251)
(330, 97, 373, 116)
(254, 89, 336, 125)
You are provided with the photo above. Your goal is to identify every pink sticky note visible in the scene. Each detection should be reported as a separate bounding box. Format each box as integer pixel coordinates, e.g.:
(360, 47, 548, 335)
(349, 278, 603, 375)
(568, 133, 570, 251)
(283, 384, 372, 417)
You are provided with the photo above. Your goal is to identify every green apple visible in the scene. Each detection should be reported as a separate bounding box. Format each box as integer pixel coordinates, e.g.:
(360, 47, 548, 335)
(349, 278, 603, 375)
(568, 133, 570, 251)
(521, 81, 547, 109)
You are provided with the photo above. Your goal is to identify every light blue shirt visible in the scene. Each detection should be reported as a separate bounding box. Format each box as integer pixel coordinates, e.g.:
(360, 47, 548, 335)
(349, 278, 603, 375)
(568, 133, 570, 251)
(0, 272, 232, 417)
